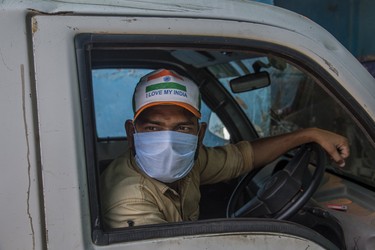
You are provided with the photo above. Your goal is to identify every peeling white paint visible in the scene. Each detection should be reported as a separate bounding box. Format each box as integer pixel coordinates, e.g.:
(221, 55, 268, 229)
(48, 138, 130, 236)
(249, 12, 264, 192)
(21, 63, 36, 250)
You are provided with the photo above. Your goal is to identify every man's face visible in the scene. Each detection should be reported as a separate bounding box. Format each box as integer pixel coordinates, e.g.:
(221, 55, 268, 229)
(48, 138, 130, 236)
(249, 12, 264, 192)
(125, 105, 206, 151)
(134, 105, 200, 135)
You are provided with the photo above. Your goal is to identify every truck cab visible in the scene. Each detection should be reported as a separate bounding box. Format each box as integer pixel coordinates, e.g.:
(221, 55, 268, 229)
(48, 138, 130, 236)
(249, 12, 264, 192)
(1, 1, 375, 249)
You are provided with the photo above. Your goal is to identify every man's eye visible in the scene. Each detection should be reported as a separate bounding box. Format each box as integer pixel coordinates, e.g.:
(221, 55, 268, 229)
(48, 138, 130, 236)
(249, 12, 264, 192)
(145, 126, 159, 131)
(177, 126, 191, 132)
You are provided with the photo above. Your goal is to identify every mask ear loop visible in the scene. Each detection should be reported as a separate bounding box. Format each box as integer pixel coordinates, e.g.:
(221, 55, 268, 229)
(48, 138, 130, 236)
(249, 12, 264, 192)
(196, 115, 205, 135)
(132, 120, 139, 134)
(194, 122, 203, 160)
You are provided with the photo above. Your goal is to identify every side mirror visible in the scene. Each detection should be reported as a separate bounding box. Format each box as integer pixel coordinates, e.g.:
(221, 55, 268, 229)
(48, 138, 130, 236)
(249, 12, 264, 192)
(208, 112, 230, 141)
(230, 71, 270, 93)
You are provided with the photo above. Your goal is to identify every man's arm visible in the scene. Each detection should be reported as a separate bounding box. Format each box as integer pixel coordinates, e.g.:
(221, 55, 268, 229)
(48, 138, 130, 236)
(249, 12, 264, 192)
(251, 128, 350, 169)
(103, 199, 167, 228)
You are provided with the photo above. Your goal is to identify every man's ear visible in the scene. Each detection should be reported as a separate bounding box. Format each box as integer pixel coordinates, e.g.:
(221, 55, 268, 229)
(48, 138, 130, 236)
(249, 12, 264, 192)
(125, 119, 135, 150)
(198, 122, 207, 147)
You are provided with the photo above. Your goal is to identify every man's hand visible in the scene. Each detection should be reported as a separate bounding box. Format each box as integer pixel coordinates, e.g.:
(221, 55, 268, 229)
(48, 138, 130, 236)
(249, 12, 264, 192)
(307, 128, 349, 167)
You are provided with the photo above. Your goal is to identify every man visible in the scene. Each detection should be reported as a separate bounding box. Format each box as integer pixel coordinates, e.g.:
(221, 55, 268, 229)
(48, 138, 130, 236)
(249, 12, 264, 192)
(100, 69, 349, 228)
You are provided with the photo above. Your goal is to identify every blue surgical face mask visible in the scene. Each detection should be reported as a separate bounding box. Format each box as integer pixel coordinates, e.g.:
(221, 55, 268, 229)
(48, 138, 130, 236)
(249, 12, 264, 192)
(133, 130, 198, 183)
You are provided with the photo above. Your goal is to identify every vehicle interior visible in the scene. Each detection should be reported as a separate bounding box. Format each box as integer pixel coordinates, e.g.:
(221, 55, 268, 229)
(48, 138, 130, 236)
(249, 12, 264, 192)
(75, 34, 375, 249)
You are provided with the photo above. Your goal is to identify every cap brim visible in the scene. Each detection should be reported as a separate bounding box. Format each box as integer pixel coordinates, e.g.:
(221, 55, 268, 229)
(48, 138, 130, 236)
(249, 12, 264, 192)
(134, 101, 201, 120)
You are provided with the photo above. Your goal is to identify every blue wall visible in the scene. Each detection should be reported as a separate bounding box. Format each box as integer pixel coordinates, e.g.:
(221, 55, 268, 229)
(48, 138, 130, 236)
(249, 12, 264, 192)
(274, 0, 375, 58)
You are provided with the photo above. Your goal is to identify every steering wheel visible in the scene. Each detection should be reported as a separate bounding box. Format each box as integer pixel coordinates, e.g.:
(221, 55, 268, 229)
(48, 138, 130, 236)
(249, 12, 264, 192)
(226, 143, 326, 220)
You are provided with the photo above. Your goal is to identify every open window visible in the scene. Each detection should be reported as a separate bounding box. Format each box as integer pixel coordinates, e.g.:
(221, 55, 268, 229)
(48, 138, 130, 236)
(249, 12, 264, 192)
(75, 33, 375, 247)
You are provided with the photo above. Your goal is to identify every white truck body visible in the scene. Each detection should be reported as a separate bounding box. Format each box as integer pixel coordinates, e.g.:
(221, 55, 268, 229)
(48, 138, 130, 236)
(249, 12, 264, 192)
(1, 1, 374, 249)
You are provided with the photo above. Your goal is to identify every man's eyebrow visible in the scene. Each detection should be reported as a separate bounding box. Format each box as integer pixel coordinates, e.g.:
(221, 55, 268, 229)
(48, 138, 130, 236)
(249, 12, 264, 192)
(176, 121, 196, 126)
(136, 118, 163, 125)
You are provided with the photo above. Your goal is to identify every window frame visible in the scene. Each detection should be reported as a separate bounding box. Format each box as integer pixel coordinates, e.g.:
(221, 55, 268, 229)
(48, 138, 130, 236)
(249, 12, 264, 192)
(75, 33, 372, 245)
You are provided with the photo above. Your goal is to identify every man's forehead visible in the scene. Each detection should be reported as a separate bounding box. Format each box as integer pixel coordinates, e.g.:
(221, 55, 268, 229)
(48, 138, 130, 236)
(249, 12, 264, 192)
(136, 105, 198, 123)
(139, 105, 195, 117)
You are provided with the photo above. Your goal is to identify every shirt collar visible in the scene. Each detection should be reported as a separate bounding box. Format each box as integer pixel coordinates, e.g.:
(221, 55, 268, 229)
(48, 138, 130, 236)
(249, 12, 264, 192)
(129, 151, 192, 195)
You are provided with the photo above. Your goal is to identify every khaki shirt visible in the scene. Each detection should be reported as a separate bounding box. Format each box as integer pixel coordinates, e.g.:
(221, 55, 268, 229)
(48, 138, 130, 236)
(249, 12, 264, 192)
(100, 141, 254, 228)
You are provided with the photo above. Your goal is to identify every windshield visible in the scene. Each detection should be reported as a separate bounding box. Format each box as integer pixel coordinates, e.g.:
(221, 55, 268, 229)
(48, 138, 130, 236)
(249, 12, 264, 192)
(208, 55, 375, 188)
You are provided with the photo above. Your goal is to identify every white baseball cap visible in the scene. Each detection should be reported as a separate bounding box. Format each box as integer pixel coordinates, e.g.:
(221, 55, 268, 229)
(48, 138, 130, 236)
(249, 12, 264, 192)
(132, 69, 201, 120)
